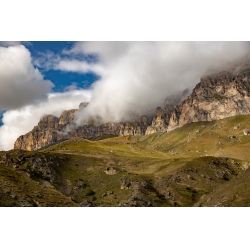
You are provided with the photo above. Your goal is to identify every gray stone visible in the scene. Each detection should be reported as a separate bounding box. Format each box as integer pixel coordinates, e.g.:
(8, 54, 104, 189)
(171, 201, 176, 207)
(78, 181, 86, 187)
(243, 129, 250, 135)
(200, 194, 207, 200)
(133, 194, 142, 201)
(147, 201, 153, 207)
(80, 200, 92, 207)
(194, 202, 202, 207)
(215, 170, 226, 180)
(67, 197, 75, 202)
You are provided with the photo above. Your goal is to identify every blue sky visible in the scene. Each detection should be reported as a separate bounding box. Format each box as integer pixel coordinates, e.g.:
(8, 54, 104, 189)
(0, 41, 99, 125)
(0, 112, 3, 126)
(27, 41, 99, 92)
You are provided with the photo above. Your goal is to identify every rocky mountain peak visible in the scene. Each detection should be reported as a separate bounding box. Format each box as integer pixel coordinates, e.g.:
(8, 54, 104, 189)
(79, 102, 89, 109)
(14, 67, 250, 150)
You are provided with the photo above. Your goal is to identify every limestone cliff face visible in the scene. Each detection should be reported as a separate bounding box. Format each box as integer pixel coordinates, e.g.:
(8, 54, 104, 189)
(145, 107, 172, 135)
(167, 69, 250, 132)
(145, 89, 190, 135)
(14, 103, 150, 151)
(145, 68, 250, 135)
(14, 68, 250, 150)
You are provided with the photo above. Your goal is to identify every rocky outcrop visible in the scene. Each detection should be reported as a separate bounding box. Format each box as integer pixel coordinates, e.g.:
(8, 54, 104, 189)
(145, 107, 172, 134)
(14, 103, 151, 151)
(167, 69, 250, 132)
(146, 68, 250, 134)
(145, 89, 190, 135)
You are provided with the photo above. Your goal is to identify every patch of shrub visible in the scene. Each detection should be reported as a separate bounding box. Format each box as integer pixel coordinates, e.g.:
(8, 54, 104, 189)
(86, 190, 95, 196)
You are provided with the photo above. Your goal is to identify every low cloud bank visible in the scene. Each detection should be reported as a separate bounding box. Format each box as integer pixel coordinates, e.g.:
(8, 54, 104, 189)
(60, 42, 250, 125)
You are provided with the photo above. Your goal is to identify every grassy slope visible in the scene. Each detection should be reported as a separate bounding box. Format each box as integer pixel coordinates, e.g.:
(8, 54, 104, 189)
(0, 162, 76, 207)
(138, 114, 250, 161)
(2, 113, 250, 207)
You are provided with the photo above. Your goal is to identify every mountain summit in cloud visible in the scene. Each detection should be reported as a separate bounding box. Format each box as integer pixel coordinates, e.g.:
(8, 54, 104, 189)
(14, 66, 250, 151)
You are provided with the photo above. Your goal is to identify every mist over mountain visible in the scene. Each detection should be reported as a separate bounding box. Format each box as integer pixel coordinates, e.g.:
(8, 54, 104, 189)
(1, 42, 250, 151)
(70, 42, 250, 125)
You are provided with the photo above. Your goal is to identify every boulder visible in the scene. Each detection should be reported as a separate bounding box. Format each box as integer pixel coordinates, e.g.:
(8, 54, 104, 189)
(200, 194, 207, 200)
(194, 202, 202, 207)
(133, 194, 143, 201)
(171, 201, 176, 207)
(78, 181, 86, 187)
(80, 200, 92, 207)
(234, 124, 240, 130)
(104, 167, 118, 175)
(215, 170, 226, 180)
(17, 155, 24, 162)
(243, 129, 250, 135)
(67, 197, 75, 202)
(119, 178, 131, 189)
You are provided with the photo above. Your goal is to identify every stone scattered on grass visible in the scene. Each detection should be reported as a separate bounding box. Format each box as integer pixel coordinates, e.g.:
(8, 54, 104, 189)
(215, 170, 225, 180)
(80, 200, 92, 207)
(243, 129, 250, 135)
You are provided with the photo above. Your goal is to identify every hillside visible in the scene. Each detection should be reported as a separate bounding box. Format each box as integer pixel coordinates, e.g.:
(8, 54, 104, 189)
(2, 113, 250, 206)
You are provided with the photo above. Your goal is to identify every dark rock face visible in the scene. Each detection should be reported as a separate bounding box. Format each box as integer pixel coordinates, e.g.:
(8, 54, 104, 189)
(14, 68, 250, 150)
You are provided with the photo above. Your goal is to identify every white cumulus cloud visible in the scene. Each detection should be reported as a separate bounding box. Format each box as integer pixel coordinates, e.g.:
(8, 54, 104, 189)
(0, 45, 54, 110)
(0, 89, 91, 150)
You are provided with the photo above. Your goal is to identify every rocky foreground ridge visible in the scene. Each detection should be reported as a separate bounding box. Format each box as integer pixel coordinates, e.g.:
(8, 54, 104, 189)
(14, 67, 250, 150)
